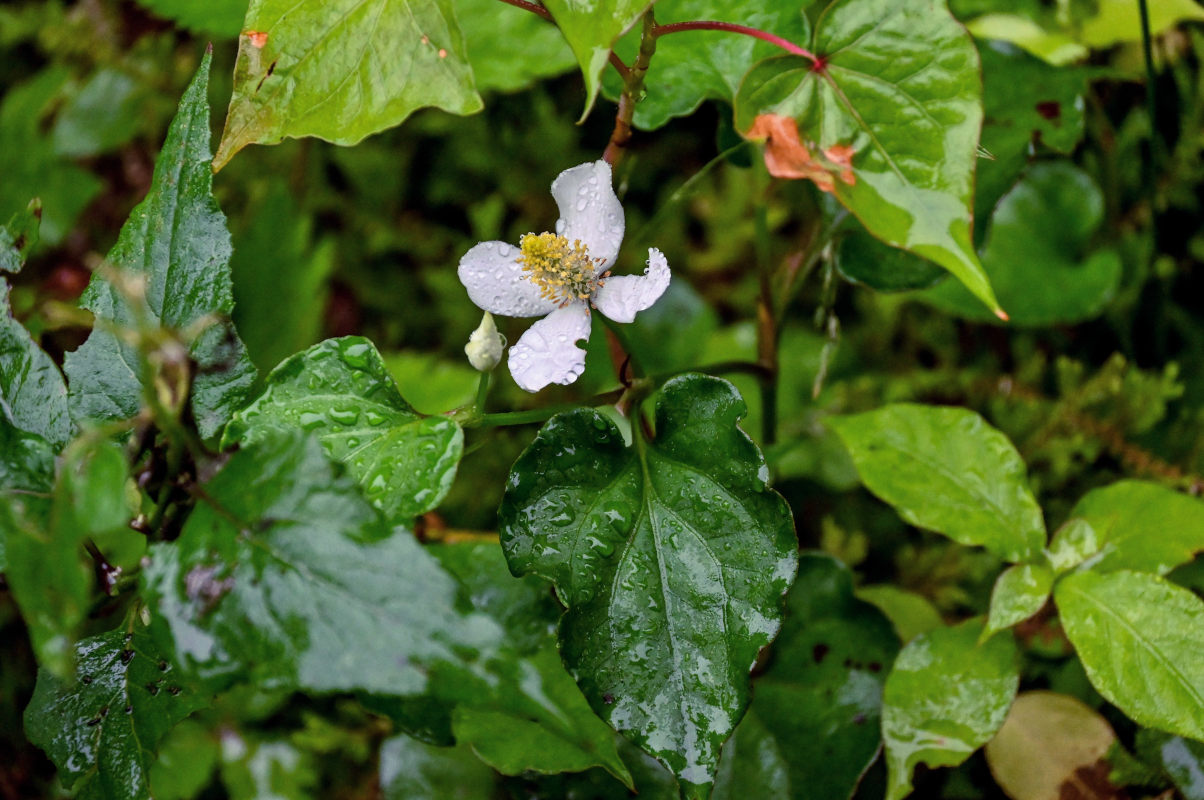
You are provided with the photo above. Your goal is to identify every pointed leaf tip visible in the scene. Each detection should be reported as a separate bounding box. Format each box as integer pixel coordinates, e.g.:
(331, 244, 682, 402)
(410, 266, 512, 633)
(994, 307, 1010, 322)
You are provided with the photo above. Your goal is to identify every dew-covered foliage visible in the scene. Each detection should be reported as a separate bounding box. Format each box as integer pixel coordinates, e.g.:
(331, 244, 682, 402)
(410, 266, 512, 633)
(3, 1, 1204, 799)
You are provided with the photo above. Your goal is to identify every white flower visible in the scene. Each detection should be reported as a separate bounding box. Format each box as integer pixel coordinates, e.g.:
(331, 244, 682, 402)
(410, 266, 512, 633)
(457, 160, 670, 392)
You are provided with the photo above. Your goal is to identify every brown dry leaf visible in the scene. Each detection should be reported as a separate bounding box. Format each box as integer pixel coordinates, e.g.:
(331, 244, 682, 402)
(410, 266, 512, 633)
(985, 691, 1126, 800)
(744, 113, 856, 193)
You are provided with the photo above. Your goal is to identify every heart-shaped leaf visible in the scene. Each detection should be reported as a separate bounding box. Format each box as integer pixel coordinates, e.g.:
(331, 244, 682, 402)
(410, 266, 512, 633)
(499, 373, 797, 797)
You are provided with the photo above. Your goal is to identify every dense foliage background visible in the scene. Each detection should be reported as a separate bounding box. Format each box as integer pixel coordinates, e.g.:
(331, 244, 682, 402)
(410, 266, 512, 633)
(4, 0, 1204, 799)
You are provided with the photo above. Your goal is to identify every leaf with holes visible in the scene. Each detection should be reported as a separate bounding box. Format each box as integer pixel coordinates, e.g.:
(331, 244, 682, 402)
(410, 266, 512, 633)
(1056, 570, 1204, 743)
(24, 627, 207, 800)
(498, 373, 797, 798)
(223, 337, 462, 523)
(735, 0, 1002, 315)
(63, 51, 256, 440)
(214, 0, 482, 168)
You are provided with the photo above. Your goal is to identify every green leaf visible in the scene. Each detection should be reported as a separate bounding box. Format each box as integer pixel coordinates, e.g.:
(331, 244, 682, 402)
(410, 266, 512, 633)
(829, 404, 1045, 562)
(149, 719, 220, 800)
(734, 0, 1002, 315)
(836, 226, 944, 292)
(434, 541, 632, 785)
(1055, 570, 1204, 743)
(379, 735, 496, 800)
(721, 553, 899, 800)
(229, 182, 334, 375)
(0, 67, 102, 245)
(224, 337, 463, 523)
(918, 161, 1121, 324)
(881, 618, 1019, 800)
(63, 51, 256, 440)
(132, 0, 247, 36)
(52, 69, 148, 158)
(984, 562, 1053, 639)
(499, 374, 798, 795)
(985, 691, 1118, 800)
(855, 585, 944, 642)
(975, 42, 1088, 228)
(214, 0, 482, 169)
(219, 736, 319, 800)
(542, 0, 649, 119)
(141, 429, 499, 696)
(1, 202, 70, 450)
(603, 0, 810, 131)
(1054, 480, 1204, 576)
(452, 645, 633, 785)
(23, 627, 207, 800)
(455, 0, 576, 93)
(7, 442, 131, 677)
(1078, 0, 1204, 48)
(711, 712, 790, 799)
(0, 418, 55, 571)
(1045, 518, 1099, 574)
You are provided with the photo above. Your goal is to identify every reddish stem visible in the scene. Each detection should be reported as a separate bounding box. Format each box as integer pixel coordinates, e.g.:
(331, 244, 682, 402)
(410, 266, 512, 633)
(654, 20, 818, 63)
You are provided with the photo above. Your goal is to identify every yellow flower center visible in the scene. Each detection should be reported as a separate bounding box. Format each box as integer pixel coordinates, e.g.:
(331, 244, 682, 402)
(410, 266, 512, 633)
(517, 232, 606, 305)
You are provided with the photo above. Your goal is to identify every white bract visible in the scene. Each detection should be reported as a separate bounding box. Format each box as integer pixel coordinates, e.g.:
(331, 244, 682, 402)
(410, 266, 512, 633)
(457, 160, 670, 392)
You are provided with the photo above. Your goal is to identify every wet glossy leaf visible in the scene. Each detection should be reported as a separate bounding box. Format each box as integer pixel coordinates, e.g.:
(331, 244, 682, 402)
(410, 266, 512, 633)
(734, 0, 1002, 314)
(214, 0, 482, 169)
(881, 618, 1019, 800)
(229, 182, 333, 375)
(1, 203, 70, 450)
(435, 541, 632, 785)
(1054, 480, 1204, 576)
(7, 442, 130, 677)
(711, 711, 790, 799)
(455, 0, 576, 93)
(149, 719, 220, 800)
(722, 553, 899, 800)
(976, 42, 1088, 227)
(219, 736, 318, 800)
(603, 0, 810, 130)
(1055, 570, 1204, 742)
(24, 627, 207, 800)
(141, 430, 500, 695)
(829, 404, 1046, 562)
(64, 52, 256, 440)
(224, 337, 463, 522)
(541, 0, 649, 119)
(836, 226, 945, 292)
(985, 691, 1117, 800)
(855, 585, 944, 643)
(379, 735, 496, 800)
(499, 374, 797, 796)
(0, 67, 102, 244)
(1136, 730, 1204, 800)
(132, 0, 246, 36)
(0, 418, 54, 572)
(919, 162, 1121, 324)
(984, 562, 1053, 639)
(52, 68, 147, 158)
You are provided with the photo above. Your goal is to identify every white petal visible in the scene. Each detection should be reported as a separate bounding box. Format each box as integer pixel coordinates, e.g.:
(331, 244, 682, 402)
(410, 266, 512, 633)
(508, 304, 592, 392)
(593, 248, 671, 323)
(551, 160, 624, 267)
(458, 240, 557, 318)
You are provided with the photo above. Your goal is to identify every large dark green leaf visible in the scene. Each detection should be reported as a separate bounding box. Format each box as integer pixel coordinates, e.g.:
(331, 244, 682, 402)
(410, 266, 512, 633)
(829, 404, 1045, 562)
(132, 0, 246, 36)
(918, 162, 1121, 324)
(499, 374, 798, 797)
(1055, 570, 1204, 742)
(7, 443, 131, 677)
(63, 51, 256, 440)
(734, 0, 1001, 315)
(603, 0, 810, 131)
(0, 201, 70, 449)
(718, 553, 899, 800)
(0, 418, 55, 571)
(836, 226, 944, 293)
(214, 0, 482, 169)
(455, 0, 576, 93)
(141, 429, 498, 696)
(1054, 480, 1204, 576)
(541, 0, 651, 118)
(881, 618, 1019, 800)
(224, 337, 463, 523)
(24, 627, 207, 800)
(379, 735, 496, 800)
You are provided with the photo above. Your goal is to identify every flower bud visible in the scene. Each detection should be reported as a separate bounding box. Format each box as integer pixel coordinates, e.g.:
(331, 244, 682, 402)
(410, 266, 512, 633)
(465, 312, 505, 372)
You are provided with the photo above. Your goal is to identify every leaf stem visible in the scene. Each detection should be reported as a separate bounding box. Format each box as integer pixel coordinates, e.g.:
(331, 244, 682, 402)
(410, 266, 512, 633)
(474, 371, 491, 415)
(652, 20, 818, 63)
(603, 10, 658, 165)
(1137, 0, 1158, 244)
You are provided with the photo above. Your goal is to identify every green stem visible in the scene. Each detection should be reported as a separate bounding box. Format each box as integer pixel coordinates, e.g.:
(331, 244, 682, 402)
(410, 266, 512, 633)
(753, 199, 778, 447)
(474, 371, 491, 415)
(470, 406, 576, 429)
(603, 9, 657, 165)
(599, 314, 646, 378)
(1137, 0, 1158, 245)
(653, 20, 817, 63)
